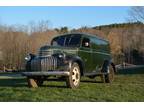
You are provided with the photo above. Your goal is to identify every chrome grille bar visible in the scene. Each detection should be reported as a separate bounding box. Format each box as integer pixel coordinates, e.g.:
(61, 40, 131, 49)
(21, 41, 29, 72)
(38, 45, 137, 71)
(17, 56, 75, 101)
(30, 56, 58, 71)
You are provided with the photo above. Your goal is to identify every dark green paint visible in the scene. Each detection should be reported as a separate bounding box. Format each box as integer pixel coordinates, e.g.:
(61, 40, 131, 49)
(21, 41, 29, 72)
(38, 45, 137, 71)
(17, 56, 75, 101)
(38, 33, 112, 74)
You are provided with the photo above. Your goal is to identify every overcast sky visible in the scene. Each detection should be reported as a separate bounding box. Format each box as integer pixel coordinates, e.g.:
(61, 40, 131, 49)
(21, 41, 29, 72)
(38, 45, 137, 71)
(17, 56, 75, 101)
(0, 6, 130, 29)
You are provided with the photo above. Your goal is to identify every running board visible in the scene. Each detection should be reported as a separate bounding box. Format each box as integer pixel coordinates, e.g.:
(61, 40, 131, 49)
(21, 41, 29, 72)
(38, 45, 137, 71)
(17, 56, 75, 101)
(84, 72, 107, 76)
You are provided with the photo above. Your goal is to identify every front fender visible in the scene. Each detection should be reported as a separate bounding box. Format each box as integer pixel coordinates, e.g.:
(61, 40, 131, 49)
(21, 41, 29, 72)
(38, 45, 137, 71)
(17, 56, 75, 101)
(65, 55, 85, 76)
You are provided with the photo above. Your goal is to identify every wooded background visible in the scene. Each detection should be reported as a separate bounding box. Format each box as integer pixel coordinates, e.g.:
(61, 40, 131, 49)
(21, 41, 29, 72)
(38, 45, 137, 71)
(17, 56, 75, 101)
(0, 7, 144, 70)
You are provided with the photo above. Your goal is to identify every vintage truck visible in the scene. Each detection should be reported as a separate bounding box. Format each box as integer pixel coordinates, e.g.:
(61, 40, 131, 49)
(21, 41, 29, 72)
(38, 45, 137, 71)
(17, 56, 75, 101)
(22, 33, 116, 88)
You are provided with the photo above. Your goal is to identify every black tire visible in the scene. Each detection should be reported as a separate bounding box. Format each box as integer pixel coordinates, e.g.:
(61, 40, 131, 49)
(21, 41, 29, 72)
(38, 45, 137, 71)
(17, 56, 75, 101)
(105, 64, 115, 83)
(36, 78, 44, 86)
(66, 62, 81, 89)
(27, 77, 44, 88)
(26, 61, 31, 71)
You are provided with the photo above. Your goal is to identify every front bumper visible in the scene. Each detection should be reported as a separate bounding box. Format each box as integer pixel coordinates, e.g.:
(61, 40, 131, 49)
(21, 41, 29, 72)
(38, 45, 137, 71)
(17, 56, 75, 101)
(22, 71, 70, 77)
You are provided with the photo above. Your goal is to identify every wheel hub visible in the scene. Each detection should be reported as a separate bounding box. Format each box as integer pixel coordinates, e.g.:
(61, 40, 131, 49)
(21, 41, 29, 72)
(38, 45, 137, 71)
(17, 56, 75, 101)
(72, 67, 80, 86)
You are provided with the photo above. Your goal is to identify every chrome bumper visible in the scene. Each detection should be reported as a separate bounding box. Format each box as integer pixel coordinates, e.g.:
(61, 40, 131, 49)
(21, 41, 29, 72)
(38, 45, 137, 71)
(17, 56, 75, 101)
(22, 71, 70, 76)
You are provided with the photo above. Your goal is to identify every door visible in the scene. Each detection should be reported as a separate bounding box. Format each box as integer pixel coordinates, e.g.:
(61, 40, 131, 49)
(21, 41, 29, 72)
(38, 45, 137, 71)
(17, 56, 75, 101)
(78, 37, 93, 73)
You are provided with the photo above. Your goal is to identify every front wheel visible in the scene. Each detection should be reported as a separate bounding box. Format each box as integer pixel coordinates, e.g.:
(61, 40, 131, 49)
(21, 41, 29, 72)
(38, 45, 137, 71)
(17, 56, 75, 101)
(105, 64, 115, 83)
(66, 62, 81, 89)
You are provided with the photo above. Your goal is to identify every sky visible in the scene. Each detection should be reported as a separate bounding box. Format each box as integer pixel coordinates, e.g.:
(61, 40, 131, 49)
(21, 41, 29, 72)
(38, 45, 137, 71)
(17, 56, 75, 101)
(0, 6, 130, 29)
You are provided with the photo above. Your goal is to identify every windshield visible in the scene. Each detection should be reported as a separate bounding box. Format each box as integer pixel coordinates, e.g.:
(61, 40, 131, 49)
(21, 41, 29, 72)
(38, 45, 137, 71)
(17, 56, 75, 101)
(51, 34, 81, 47)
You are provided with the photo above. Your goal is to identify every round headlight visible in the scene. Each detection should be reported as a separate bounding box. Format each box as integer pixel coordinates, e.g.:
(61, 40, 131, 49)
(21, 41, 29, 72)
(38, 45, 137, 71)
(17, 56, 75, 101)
(58, 53, 65, 58)
(25, 54, 31, 61)
(58, 54, 63, 58)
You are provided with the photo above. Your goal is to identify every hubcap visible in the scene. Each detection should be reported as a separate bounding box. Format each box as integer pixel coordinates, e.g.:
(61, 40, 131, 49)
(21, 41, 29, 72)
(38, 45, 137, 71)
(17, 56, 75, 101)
(72, 67, 80, 86)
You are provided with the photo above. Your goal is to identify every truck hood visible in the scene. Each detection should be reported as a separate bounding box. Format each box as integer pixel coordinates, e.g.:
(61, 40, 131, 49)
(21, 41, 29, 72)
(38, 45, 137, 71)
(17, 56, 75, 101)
(39, 45, 78, 56)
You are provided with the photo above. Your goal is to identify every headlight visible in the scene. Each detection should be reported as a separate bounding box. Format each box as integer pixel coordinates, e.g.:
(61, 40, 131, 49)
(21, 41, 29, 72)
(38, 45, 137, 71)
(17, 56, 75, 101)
(25, 54, 31, 61)
(58, 54, 63, 58)
(58, 53, 65, 58)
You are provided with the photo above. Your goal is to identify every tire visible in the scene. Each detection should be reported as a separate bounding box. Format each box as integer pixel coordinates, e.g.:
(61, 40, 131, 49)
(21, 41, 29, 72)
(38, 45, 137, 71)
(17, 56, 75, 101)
(26, 61, 31, 71)
(66, 62, 81, 89)
(27, 77, 44, 88)
(36, 78, 44, 86)
(105, 64, 115, 83)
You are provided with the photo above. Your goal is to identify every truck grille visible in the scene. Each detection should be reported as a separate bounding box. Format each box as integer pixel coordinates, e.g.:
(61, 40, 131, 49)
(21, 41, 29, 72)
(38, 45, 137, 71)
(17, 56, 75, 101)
(39, 50, 52, 57)
(31, 56, 57, 71)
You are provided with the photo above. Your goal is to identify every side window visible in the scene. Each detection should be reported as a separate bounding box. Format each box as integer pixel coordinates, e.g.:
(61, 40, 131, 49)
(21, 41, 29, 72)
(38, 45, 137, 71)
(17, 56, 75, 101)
(68, 35, 81, 46)
(82, 37, 90, 48)
(51, 36, 65, 46)
(91, 37, 109, 52)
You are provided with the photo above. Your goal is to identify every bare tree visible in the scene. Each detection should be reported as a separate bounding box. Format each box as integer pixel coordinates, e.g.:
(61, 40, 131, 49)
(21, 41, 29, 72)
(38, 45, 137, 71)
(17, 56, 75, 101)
(128, 6, 144, 23)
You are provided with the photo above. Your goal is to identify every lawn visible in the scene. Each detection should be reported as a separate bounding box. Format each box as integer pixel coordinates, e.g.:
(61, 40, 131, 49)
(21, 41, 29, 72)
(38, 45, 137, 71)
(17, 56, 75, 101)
(0, 67, 144, 102)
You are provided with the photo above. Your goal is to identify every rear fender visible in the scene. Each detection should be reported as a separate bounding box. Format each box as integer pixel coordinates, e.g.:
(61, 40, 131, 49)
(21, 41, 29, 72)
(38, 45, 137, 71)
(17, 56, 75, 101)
(101, 60, 116, 73)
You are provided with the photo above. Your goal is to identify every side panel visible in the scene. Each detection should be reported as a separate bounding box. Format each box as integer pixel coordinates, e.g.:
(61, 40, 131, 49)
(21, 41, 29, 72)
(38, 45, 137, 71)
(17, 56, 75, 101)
(90, 37, 111, 73)
(92, 50, 111, 72)
(78, 47, 93, 73)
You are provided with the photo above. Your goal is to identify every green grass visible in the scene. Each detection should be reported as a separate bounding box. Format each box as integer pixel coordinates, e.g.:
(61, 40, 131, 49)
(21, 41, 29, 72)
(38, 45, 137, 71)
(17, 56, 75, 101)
(0, 68, 144, 102)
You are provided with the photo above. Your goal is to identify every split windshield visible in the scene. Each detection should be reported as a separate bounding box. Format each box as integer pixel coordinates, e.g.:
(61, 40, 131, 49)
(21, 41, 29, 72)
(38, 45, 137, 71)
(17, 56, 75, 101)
(51, 34, 81, 47)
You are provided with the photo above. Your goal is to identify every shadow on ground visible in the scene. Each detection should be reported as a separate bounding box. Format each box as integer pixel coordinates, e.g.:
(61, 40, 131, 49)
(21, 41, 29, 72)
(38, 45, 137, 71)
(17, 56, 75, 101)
(0, 78, 27, 87)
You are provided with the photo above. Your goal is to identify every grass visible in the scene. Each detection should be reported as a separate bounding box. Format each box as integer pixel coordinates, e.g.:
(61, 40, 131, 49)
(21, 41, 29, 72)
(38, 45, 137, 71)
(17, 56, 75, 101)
(0, 67, 144, 102)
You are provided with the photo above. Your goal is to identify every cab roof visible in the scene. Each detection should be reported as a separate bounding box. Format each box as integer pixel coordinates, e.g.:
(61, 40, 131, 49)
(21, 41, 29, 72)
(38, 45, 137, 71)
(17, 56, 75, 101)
(53, 32, 109, 42)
